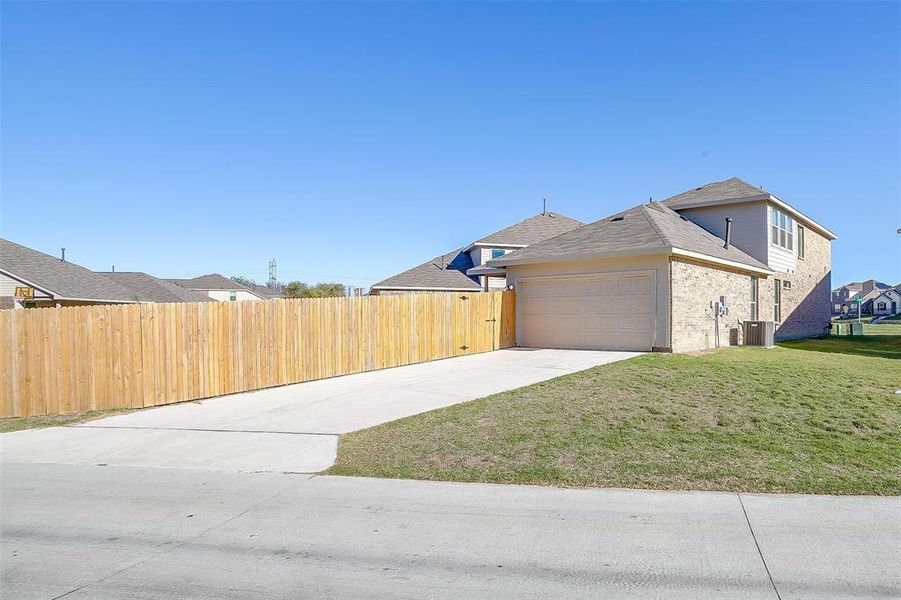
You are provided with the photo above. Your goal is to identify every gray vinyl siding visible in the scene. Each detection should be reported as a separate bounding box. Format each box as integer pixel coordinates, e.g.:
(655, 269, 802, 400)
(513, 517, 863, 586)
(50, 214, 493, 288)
(676, 202, 768, 265)
(766, 202, 799, 273)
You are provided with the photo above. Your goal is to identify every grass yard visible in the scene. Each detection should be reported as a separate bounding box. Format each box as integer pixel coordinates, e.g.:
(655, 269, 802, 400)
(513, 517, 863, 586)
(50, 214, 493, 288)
(331, 338, 901, 495)
(0, 408, 132, 434)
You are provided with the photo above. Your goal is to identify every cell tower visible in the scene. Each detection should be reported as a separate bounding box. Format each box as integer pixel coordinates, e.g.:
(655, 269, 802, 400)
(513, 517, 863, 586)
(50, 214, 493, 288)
(268, 258, 277, 288)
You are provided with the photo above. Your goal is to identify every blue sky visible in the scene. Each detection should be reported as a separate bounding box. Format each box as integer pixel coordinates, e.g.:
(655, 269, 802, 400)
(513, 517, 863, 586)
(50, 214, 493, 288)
(2, 1, 898, 288)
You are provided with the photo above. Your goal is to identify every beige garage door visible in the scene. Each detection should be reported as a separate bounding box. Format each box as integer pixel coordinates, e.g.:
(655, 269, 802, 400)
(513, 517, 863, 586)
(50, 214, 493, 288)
(517, 272, 655, 351)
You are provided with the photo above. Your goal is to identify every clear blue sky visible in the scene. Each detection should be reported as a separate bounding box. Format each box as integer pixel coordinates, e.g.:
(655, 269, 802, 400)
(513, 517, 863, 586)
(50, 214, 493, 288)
(2, 1, 898, 288)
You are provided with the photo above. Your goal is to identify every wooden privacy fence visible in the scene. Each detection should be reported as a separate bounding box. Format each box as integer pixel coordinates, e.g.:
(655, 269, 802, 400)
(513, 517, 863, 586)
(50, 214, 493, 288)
(0, 291, 515, 418)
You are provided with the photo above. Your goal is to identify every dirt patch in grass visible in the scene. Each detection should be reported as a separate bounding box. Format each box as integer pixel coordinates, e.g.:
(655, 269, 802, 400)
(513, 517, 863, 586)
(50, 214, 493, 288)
(331, 342, 901, 495)
(0, 408, 133, 433)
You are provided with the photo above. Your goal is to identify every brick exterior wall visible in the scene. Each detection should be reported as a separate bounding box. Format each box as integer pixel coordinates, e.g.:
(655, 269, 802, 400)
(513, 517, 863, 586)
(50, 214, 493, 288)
(669, 226, 832, 351)
(670, 257, 756, 352)
(766, 227, 833, 341)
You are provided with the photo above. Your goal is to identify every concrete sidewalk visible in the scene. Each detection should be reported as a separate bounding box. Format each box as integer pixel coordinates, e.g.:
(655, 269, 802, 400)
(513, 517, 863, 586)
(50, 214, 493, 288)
(0, 349, 637, 472)
(2, 463, 898, 599)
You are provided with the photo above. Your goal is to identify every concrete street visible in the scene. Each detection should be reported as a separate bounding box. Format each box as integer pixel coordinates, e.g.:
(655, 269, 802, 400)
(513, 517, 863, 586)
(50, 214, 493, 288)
(1, 464, 898, 599)
(0, 349, 637, 473)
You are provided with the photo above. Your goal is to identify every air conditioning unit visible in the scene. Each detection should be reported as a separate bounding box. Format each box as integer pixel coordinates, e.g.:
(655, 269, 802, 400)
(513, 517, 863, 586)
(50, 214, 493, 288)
(742, 321, 775, 347)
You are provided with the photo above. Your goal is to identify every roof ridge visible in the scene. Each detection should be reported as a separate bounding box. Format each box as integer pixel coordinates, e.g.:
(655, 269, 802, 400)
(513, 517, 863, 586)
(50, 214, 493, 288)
(637, 204, 671, 247)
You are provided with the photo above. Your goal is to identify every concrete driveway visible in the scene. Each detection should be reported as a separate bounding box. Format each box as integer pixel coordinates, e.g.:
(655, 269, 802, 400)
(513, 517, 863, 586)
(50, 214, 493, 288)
(2, 464, 898, 599)
(1, 348, 637, 473)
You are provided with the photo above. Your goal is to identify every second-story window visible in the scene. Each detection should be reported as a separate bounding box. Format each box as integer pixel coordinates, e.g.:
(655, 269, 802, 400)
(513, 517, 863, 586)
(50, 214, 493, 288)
(229, 291, 237, 301)
(771, 207, 794, 251)
(797, 225, 806, 259)
(491, 249, 506, 259)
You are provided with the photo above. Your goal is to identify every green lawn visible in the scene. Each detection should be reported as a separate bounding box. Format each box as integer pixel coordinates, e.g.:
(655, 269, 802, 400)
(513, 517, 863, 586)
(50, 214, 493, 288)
(331, 339, 901, 495)
(780, 335, 901, 359)
(0, 408, 132, 434)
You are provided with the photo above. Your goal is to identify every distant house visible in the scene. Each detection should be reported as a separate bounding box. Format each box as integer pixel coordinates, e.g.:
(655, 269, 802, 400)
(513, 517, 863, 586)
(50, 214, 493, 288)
(167, 274, 269, 301)
(98, 272, 214, 304)
(247, 284, 283, 299)
(871, 288, 900, 316)
(832, 279, 894, 315)
(0, 238, 137, 309)
(370, 212, 584, 295)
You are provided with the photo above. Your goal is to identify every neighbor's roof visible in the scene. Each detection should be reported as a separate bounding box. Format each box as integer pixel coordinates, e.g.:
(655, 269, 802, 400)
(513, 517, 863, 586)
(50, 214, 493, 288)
(168, 273, 254, 292)
(489, 202, 773, 274)
(248, 284, 283, 299)
(469, 212, 584, 248)
(372, 212, 583, 291)
(661, 177, 837, 240)
(371, 248, 481, 291)
(0, 238, 137, 303)
(99, 272, 214, 303)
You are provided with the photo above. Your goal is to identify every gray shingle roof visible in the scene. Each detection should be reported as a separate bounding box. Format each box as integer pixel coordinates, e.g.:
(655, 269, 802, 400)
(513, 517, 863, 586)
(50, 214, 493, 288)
(489, 202, 772, 273)
(99, 272, 215, 303)
(167, 273, 253, 291)
(371, 248, 482, 291)
(474, 212, 584, 246)
(248, 284, 283, 299)
(372, 212, 583, 291)
(661, 177, 769, 209)
(0, 238, 138, 302)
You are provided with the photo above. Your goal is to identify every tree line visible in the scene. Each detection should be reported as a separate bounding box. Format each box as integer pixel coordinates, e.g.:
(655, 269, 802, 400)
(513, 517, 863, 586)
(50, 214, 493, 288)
(230, 276, 346, 298)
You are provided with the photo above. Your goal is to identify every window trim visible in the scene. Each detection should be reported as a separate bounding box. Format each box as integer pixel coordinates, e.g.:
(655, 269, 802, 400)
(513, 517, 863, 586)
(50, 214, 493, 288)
(877, 301, 887, 311)
(771, 207, 794, 251)
(797, 225, 805, 259)
(490, 248, 506, 259)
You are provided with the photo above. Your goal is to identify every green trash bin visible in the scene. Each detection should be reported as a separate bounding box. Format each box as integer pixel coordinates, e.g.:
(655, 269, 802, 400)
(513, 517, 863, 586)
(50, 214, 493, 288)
(850, 322, 864, 336)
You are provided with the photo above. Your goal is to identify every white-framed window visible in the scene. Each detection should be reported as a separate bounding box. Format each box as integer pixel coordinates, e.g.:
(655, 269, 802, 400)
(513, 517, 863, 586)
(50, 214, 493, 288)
(750, 276, 759, 321)
(797, 225, 805, 259)
(877, 302, 887, 311)
(229, 291, 237, 301)
(774, 279, 782, 322)
(490, 248, 506, 259)
(771, 207, 794, 251)
(834, 303, 842, 311)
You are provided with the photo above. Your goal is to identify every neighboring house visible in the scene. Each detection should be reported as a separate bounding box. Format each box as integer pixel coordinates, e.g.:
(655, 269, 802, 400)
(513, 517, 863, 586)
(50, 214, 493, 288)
(0, 238, 139, 309)
(370, 212, 583, 294)
(488, 177, 836, 352)
(166, 274, 269, 301)
(247, 284, 283, 299)
(98, 272, 214, 304)
(870, 288, 900, 316)
(832, 279, 892, 315)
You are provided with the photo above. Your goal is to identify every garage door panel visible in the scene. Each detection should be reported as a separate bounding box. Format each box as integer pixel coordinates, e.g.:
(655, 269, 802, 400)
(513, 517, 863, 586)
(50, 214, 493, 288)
(518, 273, 654, 351)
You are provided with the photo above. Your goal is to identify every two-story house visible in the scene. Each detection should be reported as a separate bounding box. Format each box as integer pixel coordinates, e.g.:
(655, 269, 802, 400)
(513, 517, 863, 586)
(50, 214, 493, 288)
(488, 177, 836, 352)
(832, 279, 893, 316)
(369, 212, 583, 295)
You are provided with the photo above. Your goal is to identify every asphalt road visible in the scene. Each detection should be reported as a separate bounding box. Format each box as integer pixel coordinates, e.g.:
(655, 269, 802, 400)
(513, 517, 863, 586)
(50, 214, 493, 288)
(2, 463, 898, 599)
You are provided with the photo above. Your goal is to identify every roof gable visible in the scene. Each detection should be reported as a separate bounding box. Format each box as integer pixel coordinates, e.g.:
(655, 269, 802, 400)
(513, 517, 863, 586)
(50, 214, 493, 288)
(489, 202, 771, 273)
(661, 177, 837, 240)
(0, 238, 137, 302)
(661, 177, 768, 209)
(473, 212, 584, 246)
(371, 248, 481, 291)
